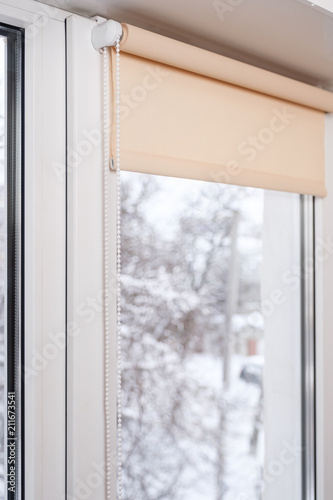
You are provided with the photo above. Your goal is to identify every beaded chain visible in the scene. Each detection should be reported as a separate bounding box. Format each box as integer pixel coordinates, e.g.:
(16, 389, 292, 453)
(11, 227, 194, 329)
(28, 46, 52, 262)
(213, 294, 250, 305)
(115, 37, 123, 500)
(103, 36, 122, 500)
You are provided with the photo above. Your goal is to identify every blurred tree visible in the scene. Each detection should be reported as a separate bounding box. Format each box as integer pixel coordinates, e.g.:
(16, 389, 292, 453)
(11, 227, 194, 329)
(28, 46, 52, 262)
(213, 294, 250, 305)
(121, 173, 263, 500)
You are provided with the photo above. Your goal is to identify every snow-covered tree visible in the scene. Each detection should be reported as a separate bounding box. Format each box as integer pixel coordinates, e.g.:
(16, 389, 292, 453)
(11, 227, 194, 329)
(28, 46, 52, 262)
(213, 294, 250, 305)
(121, 173, 264, 500)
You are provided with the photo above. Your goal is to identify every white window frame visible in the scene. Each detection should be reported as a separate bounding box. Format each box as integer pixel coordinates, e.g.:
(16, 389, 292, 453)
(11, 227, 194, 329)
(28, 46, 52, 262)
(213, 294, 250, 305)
(66, 14, 118, 500)
(315, 113, 333, 500)
(0, 0, 69, 498)
(261, 191, 303, 500)
(24, 5, 68, 499)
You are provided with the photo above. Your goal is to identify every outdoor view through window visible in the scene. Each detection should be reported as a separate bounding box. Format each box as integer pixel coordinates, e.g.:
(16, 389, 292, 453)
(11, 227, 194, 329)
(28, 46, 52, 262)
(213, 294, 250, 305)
(121, 172, 266, 499)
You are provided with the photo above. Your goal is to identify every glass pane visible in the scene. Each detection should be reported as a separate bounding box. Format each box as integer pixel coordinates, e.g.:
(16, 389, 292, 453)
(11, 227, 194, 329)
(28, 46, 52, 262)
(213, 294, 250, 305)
(0, 25, 23, 500)
(0, 36, 4, 498)
(121, 172, 302, 500)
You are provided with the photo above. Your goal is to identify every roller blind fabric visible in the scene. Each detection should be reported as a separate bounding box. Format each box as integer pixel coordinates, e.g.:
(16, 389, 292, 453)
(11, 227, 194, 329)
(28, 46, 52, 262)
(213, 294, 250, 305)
(111, 24, 333, 196)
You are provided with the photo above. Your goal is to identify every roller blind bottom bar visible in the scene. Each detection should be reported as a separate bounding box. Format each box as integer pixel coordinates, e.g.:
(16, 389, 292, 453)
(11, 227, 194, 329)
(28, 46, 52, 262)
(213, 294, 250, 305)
(121, 150, 327, 197)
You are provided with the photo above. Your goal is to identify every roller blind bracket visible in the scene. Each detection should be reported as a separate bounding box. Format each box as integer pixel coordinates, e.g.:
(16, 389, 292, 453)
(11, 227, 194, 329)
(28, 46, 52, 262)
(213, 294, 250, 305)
(92, 19, 123, 51)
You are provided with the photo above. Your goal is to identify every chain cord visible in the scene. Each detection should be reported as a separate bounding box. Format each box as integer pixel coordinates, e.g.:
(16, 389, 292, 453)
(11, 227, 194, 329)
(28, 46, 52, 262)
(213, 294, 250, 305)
(103, 36, 122, 500)
(115, 37, 123, 500)
(102, 46, 112, 500)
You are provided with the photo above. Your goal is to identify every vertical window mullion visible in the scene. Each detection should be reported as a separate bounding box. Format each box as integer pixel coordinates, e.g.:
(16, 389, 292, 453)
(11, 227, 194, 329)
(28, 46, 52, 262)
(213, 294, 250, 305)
(301, 194, 316, 500)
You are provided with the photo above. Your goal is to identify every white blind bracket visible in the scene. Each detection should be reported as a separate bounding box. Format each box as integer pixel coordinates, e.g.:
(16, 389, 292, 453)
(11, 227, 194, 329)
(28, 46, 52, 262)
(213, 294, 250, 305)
(92, 20, 123, 50)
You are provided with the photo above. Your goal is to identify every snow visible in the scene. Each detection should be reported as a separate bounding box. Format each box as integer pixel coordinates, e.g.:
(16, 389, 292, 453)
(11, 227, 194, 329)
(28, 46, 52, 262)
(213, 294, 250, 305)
(122, 344, 264, 499)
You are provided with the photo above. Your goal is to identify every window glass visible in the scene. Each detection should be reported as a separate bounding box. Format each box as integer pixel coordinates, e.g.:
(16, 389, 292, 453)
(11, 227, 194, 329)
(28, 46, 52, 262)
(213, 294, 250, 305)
(0, 25, 23, 500)
(121, 173, 302, 499)
(0, 36, 5, 498)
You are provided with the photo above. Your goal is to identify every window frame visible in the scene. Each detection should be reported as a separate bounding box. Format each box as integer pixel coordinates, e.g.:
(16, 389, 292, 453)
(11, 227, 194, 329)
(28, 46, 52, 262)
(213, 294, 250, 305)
(315, 113, 333, 500)
(301, 195, 317, 500)
(1, 22, 24, 500)
(0, 1, 69, 498)
(24, 9, 68, 500)
(66, 14, 118, 500)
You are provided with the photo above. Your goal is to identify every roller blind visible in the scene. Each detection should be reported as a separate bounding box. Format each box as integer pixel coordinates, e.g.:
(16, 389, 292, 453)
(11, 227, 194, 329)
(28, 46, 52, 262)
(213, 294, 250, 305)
(111, 24, 333, 196)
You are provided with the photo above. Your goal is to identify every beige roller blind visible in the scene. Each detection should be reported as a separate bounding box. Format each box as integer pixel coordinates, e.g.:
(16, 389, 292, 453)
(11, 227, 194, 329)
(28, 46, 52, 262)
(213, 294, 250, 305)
(111, 24, 333, 196)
